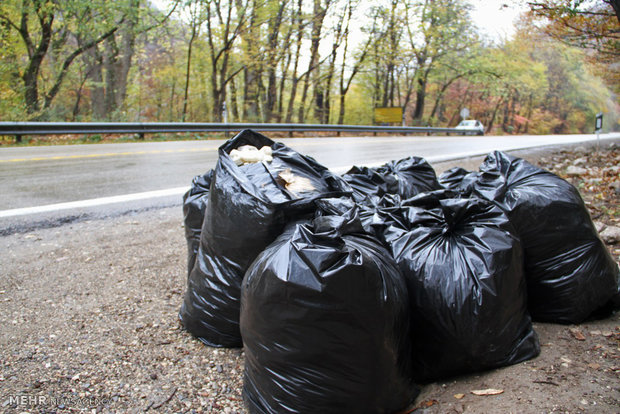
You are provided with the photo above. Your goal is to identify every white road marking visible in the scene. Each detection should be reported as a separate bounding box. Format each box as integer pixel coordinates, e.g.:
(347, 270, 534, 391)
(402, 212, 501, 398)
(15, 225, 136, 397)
(0, 187, 190, 218)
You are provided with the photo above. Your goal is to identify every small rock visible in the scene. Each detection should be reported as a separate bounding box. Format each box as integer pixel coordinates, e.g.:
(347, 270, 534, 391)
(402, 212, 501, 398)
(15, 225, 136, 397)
(580, 399, 588, 405)
(600, 226, 620, 244)
(566, 166, 588, 176)
(572, 157, 587, 166)
(609, 181, 620, 195)
(216, 364, 223, 373)
(574, 146, 587, 153)
(593, 221, 606, 233)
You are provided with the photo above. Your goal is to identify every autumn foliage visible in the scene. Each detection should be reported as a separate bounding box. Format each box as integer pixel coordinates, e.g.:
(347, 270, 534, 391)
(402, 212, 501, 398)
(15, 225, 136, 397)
(0, 0, 617, 134)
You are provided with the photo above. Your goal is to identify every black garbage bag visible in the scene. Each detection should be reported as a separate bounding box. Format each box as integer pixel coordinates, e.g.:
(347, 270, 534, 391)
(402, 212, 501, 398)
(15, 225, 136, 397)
(241, 200, 417, 414)
(353, 194, 404, 240)
(182, 169, 214, 278)
(375, 156, 441, 199)
(438, 167, 479, 195)
(179, 130, 350, 347)
(472, 151, 620, 324)
(342, 156, 440, 203)
(384, 190, 540, 382)
(341, 165, 392, 202)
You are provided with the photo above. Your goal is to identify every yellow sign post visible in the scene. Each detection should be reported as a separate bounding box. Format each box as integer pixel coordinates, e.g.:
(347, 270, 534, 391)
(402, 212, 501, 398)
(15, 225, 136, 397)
(374, 107, 403, 124)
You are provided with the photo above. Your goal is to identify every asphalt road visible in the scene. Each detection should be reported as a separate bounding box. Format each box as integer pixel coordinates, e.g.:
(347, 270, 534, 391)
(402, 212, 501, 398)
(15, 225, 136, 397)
(1, 132, 618, 233)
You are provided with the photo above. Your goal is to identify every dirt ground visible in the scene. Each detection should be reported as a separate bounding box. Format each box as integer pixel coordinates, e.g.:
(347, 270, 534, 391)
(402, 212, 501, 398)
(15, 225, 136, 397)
(1, 141, 618, 413)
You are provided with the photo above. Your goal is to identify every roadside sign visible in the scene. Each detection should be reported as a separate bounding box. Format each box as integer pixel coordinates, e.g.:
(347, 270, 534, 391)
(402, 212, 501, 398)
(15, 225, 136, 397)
(595, 112, 603, 150)
(374, 107, 403, 123)
(595, 113, 603, 132)
(460, 108, 470, 119)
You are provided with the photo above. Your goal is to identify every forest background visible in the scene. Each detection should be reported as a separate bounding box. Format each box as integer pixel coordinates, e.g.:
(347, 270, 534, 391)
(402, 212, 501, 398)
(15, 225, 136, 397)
(0, 0, 618, 135)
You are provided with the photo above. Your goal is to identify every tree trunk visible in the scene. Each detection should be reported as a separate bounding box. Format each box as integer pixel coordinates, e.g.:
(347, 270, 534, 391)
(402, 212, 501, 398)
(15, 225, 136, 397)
(182, 22, 198, 121)
(284, 0, 304, 123)
(299, 0, 330, 123)
(413, 69, 430, 122)
(21, 8, 54, 115)
(84, 48, 106, 119)
(264, 1, 286, 122)
(112, 0, 138, 115)
(229, 76, 240, 122)
(487, 96, 504, 133)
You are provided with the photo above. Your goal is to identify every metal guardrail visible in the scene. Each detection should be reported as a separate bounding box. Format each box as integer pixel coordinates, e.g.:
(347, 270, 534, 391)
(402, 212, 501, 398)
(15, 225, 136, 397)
(0, 122, 461, 140)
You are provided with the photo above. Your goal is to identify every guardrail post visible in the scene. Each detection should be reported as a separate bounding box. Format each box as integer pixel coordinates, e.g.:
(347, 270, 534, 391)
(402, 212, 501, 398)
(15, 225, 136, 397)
(15, 135, 22, 143)
(139, 133, 145, 140)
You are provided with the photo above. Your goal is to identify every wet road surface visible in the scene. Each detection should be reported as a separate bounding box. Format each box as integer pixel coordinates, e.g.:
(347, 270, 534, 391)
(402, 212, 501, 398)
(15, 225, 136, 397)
(0, 133, 617, 232)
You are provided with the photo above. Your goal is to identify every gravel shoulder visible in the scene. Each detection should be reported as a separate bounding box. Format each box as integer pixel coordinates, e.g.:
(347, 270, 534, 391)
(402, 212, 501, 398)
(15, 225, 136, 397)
(1, 142, 618, 413)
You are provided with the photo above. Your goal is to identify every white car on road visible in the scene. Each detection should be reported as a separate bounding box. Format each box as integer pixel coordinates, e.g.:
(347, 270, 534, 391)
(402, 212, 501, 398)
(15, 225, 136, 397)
(456, 120, 485, 136)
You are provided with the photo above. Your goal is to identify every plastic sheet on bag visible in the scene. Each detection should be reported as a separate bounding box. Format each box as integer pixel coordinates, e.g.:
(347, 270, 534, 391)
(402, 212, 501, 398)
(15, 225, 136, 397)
(473, 151, 620, 324)
(343, 157, 441, 203)
(179, 129, 350, 347)
(241, 199, 417, 413)
(438, 166, 479, 195)
(383, 190, 540, 382)
(182, 170, 214, 278)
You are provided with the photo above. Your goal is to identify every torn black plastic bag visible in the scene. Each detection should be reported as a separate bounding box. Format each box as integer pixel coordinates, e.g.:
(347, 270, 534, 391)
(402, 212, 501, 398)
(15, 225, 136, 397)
(384, 191, 540, 382)
(342, 156, 441, 203)
(241, 201, 417, 414)
(183, 169, 214, 278)
(179, 130, 350, 347)
(473, 151, 620, 324)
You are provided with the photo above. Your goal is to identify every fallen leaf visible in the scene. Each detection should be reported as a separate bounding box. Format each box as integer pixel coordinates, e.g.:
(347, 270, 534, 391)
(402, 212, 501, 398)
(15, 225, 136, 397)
(418, 399, 438, 408)
(602, 331, 613, 337)
(587, 363, 600, 370)
(561, 357, 572, 364)
(569, 328, 586, 341)
(471, 388, 504, 396)
(454, 393, 465, 399)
